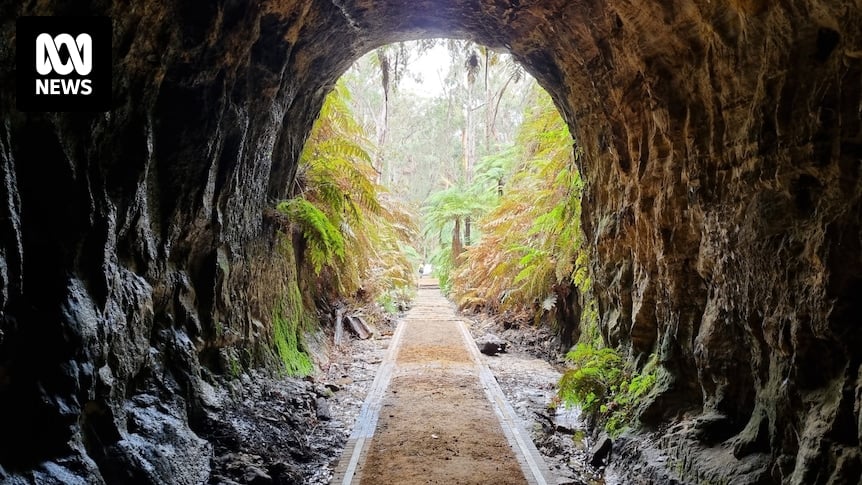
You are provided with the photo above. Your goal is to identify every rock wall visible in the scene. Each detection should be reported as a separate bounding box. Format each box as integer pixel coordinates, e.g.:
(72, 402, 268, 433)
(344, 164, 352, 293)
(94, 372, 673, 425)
(571, 3, 862, 483)
(0, 1, 344, 481)
(0, 0, 860, 483)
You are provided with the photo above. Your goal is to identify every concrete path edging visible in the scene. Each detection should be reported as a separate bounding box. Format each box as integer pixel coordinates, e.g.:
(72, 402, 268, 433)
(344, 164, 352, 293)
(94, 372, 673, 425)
(332, 319, 408, 484)
(332, 289, 558, 485)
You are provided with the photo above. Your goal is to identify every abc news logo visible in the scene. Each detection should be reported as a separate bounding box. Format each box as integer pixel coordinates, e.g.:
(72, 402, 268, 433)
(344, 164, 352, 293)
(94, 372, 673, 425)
(36, 33, 94, 95)
(17, 17, 111, 112)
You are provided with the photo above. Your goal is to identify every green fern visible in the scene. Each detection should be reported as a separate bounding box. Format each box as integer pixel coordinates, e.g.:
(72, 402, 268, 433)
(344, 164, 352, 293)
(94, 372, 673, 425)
(450, 83, 591, 323)
(277, 198, 344, 274)
(276, 78, 418, 308)
(559, 343, 658, 436)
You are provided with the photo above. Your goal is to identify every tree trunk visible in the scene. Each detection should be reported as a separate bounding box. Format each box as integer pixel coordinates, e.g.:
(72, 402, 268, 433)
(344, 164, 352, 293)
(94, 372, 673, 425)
(375, 48, 391, 183)
(452, 217, 463, 262)
(484, 47, 493, 154)
(464, 48, 478, 245)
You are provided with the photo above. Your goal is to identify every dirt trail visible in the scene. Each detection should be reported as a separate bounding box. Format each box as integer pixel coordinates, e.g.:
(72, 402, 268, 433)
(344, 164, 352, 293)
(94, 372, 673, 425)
(334, 285, 553, 485)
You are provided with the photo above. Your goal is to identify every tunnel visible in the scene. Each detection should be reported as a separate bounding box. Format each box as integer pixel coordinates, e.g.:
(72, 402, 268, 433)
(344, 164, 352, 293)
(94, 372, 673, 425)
(1, 0, 861, 483)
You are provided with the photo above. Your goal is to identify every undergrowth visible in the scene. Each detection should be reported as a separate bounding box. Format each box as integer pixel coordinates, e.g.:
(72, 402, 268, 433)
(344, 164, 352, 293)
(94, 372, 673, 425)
(266, 81, 421, 378)
(278, 80, 418, 308)
(558, 343, 657, 436)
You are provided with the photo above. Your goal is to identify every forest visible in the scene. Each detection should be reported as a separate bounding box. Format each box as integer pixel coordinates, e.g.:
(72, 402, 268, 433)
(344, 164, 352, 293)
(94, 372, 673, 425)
(274, 40, 657, 435)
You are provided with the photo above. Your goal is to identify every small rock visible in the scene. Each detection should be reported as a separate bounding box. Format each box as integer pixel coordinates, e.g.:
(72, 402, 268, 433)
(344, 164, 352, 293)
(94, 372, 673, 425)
(314, 384, 334, 398)
(243, 465, 272, 485)
(268, 461, 303, 484)
(479, 341, 505, 356)
(315, 397, 332, 421)
(476, 333, 509, 356)
(210, 474, 242, 485)
(590, 434, 613, 467)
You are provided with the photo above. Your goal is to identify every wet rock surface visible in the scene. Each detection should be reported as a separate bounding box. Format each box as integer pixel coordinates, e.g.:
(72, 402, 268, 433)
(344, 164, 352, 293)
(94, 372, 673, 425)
(604, 428, 772, 485)
(202, 333, 391, 485)
(201, 371, 338, 485)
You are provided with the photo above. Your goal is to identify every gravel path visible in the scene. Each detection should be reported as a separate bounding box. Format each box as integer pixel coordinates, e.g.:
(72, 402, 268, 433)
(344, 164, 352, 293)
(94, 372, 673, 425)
(332, 287, 555, 484)
(202, 285, 601, 485)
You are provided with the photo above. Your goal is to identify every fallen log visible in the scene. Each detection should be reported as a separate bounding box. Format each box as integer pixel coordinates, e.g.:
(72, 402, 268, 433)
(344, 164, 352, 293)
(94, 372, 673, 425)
(334, 308, 345, 346)
(346, 315, 371, 340)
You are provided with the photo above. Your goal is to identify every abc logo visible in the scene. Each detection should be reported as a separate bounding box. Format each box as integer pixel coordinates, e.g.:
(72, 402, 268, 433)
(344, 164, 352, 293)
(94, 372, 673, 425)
(36, 33, 93, 76)
(35, 33, 94, 95)
(17, 16, 111, 112)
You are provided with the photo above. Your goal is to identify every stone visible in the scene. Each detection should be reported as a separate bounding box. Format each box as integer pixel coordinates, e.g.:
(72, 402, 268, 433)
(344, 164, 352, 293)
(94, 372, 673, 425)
(209, 475, 242, 485)
(243, 466, 272, 485)
(477, 333, 509, 355)
(268, 461, 304, 485)
(313, 384, 334, 399)
(479, 341, 505, 356)
(315, 397, 332, 421)
(589, 434, 613, 468)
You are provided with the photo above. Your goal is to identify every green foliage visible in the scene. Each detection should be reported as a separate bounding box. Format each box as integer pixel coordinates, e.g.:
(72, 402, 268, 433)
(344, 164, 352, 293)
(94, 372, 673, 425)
(228, 353, 241, 379)
(423, 186, 495, 237)
(422, 184, 496, 285)
(579, 298, 601, 344)
(278, 80, 418, 308)
(343, 40, 532, 206)
(376, 293, 399, 314)
(277, 198, 344, 274)
(429, 241, 455, 294)
(558, 344, 623, 415)
(473, 146, 518, 192)
(558, 343, 658, 436)
(447, 83, 593, 324)
(376, 241, 419, 311)
(266, 78, 423, 379)
(271, 277, 314, 377)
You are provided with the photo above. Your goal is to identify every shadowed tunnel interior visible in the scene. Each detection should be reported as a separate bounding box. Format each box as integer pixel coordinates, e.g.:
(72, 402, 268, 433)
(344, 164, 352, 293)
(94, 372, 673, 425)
(0, 0, 861, 483)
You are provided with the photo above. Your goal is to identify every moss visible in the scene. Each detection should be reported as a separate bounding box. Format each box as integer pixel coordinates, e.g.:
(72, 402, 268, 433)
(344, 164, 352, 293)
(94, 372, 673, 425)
(271, 278, 314, 377)
(228, 352, 241, 378)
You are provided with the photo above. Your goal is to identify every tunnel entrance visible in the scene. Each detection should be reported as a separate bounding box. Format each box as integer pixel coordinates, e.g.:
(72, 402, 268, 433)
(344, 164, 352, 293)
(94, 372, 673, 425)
(304, 38, 591, 362)
(1, 1, 861, 484)
(287, 40, 601, 482)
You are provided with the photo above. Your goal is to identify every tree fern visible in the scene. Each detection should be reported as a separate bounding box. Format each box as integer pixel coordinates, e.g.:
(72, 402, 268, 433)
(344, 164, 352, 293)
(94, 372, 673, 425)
(277, 78, 418, 307)
(450, 82, 591, 326)
(276, 198, 344, 274)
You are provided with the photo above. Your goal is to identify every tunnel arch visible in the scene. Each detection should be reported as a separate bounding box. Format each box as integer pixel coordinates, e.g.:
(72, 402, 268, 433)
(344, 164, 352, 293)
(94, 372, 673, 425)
(265, 1, 590, 200)
(1, 1, 861, 483)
